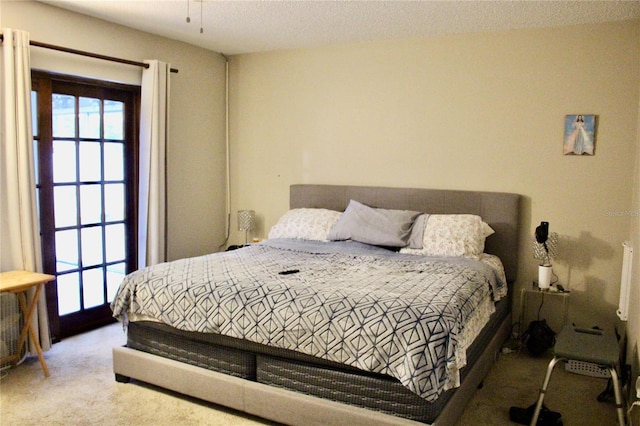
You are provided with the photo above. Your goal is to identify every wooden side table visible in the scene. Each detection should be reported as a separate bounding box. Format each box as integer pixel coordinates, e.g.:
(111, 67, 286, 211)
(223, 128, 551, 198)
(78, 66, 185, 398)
(0, 270, 54, 377)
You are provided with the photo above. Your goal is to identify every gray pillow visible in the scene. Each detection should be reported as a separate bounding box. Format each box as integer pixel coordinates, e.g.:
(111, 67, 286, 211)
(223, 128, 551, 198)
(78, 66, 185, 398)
(407, 213, 428, 249)
(327, 200, 421, 247)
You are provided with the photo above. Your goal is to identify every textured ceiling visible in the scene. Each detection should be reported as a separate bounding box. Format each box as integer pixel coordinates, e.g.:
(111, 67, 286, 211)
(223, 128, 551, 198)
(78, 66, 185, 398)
(39, 0, 640, 55)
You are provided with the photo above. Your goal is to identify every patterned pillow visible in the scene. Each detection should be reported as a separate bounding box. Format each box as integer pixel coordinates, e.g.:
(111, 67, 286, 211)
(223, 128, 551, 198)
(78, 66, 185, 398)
(268, 208, 342, 241)
(400, 214, 494, 259)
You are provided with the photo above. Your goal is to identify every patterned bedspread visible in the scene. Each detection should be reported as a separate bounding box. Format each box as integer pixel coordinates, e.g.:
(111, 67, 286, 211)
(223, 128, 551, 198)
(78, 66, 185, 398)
(111, 239, 507, 402)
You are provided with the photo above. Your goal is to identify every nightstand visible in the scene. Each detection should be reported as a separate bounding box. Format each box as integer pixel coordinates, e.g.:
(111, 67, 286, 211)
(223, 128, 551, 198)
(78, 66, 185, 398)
(519, 283, 570, 335)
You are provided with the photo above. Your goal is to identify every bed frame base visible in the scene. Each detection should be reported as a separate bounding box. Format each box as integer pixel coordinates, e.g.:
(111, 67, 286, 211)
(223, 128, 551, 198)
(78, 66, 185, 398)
(112, 317, 510, 425)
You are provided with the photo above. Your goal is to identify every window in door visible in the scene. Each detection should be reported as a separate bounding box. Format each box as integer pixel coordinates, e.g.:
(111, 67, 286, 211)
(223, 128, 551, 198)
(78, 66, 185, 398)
(32, 72, 140, 340)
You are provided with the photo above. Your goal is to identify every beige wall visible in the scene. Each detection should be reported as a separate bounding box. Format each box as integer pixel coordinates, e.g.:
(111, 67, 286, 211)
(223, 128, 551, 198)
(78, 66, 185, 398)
(229, 20, 640, 335)
(3, 2, 639, 359)
(2, 1, 228, 261)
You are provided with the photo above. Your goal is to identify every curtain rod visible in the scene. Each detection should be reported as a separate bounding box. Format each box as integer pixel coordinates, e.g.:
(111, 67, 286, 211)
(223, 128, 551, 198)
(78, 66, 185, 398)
(0, 34, 179, 74)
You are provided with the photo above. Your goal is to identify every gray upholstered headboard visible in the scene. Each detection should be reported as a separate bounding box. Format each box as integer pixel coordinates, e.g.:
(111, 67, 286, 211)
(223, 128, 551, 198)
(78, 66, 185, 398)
(290, 184, 521, 283)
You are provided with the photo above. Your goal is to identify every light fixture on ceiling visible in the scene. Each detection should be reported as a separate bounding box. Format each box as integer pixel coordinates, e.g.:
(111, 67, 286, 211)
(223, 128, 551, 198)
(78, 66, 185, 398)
(185, 0, 204, 34)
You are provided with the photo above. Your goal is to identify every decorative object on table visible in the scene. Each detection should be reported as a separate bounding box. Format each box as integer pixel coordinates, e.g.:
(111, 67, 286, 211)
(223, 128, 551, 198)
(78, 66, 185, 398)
(563, 114, 596, 155)
(237, 210, 255, 245)
(533, 221, 558, 290)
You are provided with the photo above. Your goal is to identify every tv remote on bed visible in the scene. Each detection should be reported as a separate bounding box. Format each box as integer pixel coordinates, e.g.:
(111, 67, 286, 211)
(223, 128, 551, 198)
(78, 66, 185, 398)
(279, 269, 300, 275)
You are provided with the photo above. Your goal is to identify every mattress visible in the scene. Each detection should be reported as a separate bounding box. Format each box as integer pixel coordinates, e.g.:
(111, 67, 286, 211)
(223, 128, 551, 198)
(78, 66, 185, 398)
(125, 297, 507, 423)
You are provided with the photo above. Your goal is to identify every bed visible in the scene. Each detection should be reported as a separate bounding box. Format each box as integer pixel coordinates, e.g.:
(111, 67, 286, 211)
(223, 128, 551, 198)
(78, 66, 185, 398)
(112, 184, 521, 425)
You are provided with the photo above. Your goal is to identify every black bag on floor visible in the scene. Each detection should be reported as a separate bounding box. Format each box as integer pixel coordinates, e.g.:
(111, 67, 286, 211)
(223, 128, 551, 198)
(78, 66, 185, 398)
(523, 319, 556, 356)
(509, 403, 563, 425)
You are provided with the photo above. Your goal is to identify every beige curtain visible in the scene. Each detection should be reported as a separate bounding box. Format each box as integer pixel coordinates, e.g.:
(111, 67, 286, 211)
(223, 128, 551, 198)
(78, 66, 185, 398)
(0, 28, 51, 354)
(138, 60, 170, 268)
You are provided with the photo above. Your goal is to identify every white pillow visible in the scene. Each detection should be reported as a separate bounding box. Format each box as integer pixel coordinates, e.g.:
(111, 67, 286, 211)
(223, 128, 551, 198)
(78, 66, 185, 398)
(268, 208, 342, 241)
(400, 214, 494, 259)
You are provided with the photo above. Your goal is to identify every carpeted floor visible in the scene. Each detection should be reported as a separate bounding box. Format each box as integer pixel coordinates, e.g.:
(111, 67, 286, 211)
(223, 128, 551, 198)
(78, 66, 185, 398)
(0, 322, 619, 425)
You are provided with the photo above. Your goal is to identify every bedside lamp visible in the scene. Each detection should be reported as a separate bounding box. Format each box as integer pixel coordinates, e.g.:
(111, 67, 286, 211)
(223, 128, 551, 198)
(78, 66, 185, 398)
(533, 221, 558, 290)
(238, 210, 255, 245)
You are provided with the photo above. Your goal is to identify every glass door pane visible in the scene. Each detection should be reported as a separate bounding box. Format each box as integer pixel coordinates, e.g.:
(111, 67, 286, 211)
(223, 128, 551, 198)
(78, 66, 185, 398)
(52, 140, 76, 183)
(55, 230, 78, 273)
(57, 273, 80, 316)
(79, 141, 102, 181)
(104, 100, 124, 140)
(79, 97, 101, 139)
(52, 94, 76, 138)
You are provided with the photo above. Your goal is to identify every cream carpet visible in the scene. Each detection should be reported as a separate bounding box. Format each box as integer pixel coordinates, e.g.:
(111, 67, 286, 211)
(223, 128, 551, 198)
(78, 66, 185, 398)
(0, 322, 618, 425)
